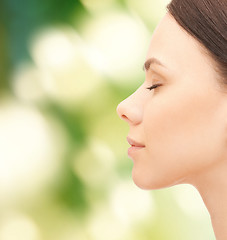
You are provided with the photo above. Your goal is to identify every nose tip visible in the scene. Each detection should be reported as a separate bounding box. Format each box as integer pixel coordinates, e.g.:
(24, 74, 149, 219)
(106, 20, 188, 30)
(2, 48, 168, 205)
(116, 97, 142, 125)
(116, 102, 128, 121)
(116, 102, 123, 119)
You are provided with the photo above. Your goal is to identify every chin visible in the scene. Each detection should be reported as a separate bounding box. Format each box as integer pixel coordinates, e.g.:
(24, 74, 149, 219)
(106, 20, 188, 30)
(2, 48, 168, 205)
(132, 171, 165, 190)
(132, 169, 183, 190)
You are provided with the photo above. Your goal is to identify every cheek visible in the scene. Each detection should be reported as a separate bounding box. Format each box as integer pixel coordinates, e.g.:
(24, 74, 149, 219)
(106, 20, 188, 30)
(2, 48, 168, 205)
(139, 90, 225, 188)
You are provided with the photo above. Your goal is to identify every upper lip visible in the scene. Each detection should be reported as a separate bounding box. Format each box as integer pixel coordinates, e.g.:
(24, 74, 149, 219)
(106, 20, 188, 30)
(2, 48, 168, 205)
(127, 137, 145, 147)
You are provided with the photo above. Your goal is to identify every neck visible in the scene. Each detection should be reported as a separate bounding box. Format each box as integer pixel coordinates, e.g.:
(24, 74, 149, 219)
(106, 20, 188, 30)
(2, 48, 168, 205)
(188, 160, 227, 240)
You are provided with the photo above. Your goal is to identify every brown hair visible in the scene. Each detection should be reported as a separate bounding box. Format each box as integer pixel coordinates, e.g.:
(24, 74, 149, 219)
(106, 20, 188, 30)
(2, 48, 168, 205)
(167, 0, 227, 84)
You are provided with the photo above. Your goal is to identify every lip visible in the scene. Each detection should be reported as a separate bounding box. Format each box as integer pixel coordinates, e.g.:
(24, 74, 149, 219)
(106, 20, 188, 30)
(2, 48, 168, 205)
(127, 137, 145, 147)
(127, 137, 145, 157)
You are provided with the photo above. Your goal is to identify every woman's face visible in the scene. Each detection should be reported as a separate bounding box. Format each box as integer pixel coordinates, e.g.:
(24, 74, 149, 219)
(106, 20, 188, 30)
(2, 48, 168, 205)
(117, 13, 227, 190)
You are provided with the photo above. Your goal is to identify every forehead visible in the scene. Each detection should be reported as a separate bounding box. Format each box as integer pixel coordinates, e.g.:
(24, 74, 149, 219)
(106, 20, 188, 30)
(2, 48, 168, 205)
(146, 13, 214, 77)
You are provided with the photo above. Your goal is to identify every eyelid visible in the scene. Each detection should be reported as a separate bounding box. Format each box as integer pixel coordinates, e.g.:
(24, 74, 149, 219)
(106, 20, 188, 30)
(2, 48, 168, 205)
(145, 68, 167, 83)
(146, 83, 162, 91)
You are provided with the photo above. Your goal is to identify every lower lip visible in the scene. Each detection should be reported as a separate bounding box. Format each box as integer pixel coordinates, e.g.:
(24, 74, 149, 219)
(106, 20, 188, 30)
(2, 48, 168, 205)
(128, 146, 145, 156)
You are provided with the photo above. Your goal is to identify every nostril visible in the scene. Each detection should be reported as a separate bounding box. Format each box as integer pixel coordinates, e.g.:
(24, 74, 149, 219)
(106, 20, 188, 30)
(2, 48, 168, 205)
(121, 114, 128, 120)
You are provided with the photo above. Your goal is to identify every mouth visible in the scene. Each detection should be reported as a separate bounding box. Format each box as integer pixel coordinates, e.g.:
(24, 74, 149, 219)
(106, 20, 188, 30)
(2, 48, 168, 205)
(127, 137, 145, 147)
(127, 137, 145, 156)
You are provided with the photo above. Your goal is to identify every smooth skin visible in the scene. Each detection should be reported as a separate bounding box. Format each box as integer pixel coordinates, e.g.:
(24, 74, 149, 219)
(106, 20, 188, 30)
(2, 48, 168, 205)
(117, 13, 227, 240)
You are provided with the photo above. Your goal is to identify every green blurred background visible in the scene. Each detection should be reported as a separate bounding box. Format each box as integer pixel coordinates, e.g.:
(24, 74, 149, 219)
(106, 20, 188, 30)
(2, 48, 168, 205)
(0, 0, 216, 239)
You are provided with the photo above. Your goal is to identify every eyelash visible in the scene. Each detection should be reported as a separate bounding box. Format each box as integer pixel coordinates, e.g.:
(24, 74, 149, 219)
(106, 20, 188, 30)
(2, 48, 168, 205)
(146, 84, 162, 91)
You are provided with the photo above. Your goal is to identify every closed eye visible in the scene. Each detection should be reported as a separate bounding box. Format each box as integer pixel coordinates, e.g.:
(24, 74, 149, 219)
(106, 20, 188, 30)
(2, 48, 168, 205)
(146, 83, 162, 91)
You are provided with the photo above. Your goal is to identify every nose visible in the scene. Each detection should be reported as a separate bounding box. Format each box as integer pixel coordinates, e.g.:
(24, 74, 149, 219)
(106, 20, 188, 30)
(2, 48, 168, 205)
(116, 92, 143, 125)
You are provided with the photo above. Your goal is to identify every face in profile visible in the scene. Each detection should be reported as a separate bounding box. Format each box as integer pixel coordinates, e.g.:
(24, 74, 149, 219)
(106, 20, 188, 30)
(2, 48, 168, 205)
(117, 13, 227, 190)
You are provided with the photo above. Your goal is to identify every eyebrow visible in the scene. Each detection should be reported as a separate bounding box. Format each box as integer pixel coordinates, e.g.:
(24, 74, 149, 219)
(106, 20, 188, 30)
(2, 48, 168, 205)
(143, 57, 167, 71)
